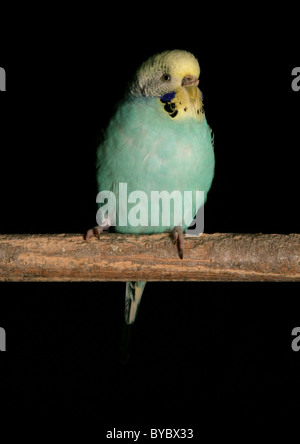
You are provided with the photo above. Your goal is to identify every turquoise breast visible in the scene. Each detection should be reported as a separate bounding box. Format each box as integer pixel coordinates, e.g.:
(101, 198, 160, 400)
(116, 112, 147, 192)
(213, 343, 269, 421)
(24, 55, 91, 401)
(96, 96, 215, 234)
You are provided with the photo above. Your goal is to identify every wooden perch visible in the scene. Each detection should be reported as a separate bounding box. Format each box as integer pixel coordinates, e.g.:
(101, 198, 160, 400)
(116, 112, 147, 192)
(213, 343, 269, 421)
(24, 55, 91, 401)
(0, 233, 299, 282)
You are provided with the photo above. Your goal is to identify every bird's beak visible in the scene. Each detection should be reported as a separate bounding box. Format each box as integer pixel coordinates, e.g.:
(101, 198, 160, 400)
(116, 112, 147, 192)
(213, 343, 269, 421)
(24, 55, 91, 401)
(181, 74, 199, 87)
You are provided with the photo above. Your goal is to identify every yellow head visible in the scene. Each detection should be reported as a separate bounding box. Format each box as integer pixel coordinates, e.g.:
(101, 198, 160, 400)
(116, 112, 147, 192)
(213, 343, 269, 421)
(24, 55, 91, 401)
(130, 50, 200, 97)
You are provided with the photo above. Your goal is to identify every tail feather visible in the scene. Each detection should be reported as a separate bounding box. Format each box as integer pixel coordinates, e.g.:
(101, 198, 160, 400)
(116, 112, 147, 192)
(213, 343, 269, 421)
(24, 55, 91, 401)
(125, 281, 146, 324)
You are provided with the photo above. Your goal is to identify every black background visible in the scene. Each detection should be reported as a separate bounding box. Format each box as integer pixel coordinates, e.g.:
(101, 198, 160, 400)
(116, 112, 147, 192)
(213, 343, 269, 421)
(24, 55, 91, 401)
(0, 10, 299, 438)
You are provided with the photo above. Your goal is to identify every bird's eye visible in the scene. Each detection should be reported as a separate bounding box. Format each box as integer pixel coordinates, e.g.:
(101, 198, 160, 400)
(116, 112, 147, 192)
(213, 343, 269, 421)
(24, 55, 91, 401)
(162, 73, 171, 81)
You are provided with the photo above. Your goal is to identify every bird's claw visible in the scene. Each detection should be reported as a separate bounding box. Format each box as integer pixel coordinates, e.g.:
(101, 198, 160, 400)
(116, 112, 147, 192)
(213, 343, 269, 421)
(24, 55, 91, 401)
(171, 226, 184, 259)
(85, 224, 110, 241)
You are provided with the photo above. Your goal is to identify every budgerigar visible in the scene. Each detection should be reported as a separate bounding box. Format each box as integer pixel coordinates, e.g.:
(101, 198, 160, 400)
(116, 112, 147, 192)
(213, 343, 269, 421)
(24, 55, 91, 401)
(86, 50, 215, 326)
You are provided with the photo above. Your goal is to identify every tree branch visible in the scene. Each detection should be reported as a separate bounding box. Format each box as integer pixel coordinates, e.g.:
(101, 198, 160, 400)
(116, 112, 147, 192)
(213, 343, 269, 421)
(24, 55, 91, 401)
(0, 233, 299, 282)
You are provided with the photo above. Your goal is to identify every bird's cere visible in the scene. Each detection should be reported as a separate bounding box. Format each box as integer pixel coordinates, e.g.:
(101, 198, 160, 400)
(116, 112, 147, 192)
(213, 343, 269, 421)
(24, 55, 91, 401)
(181, 74, 199, 87)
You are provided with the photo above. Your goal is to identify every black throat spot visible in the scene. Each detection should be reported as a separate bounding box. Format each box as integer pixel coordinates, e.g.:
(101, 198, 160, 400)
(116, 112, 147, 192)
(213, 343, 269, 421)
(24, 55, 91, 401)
(161, 101, 178, 118)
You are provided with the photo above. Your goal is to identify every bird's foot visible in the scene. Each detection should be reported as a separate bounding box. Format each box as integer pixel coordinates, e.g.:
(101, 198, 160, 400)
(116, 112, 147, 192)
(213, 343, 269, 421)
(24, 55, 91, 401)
(170, 226, 184, 259)
(85, 224, 110, 240)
